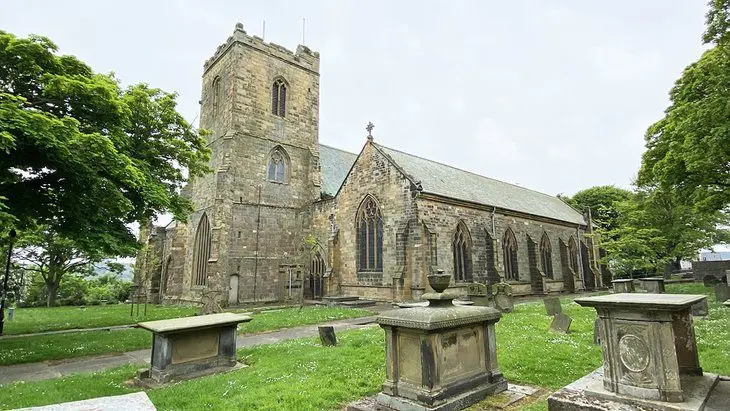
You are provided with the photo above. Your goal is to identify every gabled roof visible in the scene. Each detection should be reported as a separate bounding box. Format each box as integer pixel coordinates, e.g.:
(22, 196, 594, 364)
(319, 144, 358, 197)
(317, 141, 586, 226)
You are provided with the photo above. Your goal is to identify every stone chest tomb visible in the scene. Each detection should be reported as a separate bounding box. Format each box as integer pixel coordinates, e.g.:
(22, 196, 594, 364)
(549, 293, 728, 410)
(136, 312, 252, 384)
(371, 272, 507, 410)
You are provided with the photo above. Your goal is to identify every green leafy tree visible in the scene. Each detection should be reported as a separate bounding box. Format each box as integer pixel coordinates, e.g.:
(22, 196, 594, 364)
(639, 1, 730, 213)
(562, 185, 633, 232)
(0, 30, 211, 256)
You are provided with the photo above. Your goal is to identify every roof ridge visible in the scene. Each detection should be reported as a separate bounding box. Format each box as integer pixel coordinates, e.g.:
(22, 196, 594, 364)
(373, 142, 564, 202)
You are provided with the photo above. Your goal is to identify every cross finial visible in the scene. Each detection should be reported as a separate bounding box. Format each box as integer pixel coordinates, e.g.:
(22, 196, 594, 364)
(366, 122, 374, 141)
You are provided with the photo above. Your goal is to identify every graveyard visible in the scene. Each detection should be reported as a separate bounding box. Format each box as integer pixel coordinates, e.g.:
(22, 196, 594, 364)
(0, 282, 726, 410)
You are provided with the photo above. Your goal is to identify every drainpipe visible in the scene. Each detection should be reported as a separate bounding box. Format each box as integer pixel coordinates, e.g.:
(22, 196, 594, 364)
(253, 185, 262, 302)
(491, 207, 496, 238)
(576, 225, 586, 291)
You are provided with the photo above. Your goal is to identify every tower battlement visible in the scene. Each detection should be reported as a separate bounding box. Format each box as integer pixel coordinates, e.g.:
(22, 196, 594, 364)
(203, 22, 320, 75)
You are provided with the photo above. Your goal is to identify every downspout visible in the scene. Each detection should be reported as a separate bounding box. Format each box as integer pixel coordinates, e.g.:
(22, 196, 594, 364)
(576, 225, 586, 290)
(491, 206, 496, 238)
(253, 185, 262, 302)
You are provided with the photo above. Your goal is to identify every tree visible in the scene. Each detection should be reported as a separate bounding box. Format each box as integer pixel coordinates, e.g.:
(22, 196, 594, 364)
(639, 1, 730, 214)
(562, 185, 633, 232)
(13, 225, 103, 306)
(0, 30, 211, 257)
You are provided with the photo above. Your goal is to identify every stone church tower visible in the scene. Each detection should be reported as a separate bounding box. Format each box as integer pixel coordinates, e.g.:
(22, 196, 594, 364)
(152, 23, 322, 305)
(137, 23, 606, 307)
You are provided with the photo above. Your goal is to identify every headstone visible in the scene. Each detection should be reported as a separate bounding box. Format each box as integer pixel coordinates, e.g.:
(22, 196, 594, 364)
(543, 297, 562, 316)
(7, 307, 14, 320)
(15, 392, 156, 411)
(715, 283, 730, 303)
(703, 275, 720, 287)
(466, 283, 491, 306)
(549, 313, 572, 334)
(494, 293, 514, 313)
(318, 326, 337, 346)
(692, 299, 709, 316)
(724, 299, 730, 308)
(593, 318, 600, 345)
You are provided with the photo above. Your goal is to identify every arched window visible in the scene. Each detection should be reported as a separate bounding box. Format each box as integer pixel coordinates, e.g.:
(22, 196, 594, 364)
(568, 237, 579, 273)
(272, 78, 287, 117)
(357, 196, 383, 272)
(452, 222, 472, 282)
(267, 146, 289, 183)
(540, 233, 554, 279)
(192, 213, 211, 286)
(503, 228, 519, 281)
(212, 76, 221, 110)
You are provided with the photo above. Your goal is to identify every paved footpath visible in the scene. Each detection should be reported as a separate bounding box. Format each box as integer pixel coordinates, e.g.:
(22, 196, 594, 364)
(0, 315, 379, 385)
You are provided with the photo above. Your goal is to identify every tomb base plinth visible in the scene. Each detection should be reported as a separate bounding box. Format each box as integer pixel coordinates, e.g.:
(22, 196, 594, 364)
(548, 367, 723, 411)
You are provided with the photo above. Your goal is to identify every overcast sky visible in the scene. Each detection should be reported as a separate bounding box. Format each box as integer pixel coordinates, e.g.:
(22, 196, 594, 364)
(1, 1, 710, 199)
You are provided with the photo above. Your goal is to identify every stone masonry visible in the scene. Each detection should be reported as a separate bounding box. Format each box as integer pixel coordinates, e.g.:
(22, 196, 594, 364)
(135, 23, 605, 306)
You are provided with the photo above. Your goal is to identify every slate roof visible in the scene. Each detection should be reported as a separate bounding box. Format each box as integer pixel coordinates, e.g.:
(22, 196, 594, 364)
(319, 144, 358, 197)
(317, 142, 586, 226)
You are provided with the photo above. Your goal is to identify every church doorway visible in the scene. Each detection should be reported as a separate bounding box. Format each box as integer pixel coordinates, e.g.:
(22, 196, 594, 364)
(306, 251, 325, 299)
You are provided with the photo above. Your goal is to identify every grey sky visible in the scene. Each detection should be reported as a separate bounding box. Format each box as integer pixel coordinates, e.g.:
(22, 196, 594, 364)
(1, 0, 709, 198)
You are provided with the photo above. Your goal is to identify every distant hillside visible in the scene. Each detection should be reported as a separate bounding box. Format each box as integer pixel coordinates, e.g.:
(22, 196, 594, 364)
(93, 260, 135, 281)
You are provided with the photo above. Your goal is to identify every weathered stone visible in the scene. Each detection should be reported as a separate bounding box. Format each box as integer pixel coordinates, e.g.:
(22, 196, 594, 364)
(593, 318, 600, 345)
(134, 24, 599, 306)
(318, 326, 337, 346)
(373, 276, 507, 410)
(714, 283, 730, 303)
(573, 293, 706, 403)
(549, 313, 571, 334)
(612, 279, 634, 293)
(692, 299, 708, 316)
(14, 392, 156, 411)
(136, 313, 251, 384)
(494, 293, 514, 313)
(641, 277, 665, 293)
(543, 297, 562, 316)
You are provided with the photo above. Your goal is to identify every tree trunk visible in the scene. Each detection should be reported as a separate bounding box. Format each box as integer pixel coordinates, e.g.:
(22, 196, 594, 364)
(45, 281, 59, 307)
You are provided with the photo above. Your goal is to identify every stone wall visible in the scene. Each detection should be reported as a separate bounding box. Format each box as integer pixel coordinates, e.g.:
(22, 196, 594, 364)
(692, 260, 730, 282)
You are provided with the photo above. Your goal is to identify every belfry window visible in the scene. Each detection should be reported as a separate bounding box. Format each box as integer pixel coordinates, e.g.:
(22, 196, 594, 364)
(272, 79, 286, 117)
(452, 222, 472, 282)
(503, 228, 519, 281)
(267, 147, 288, 183)
(212, 76, 221, 111)
(357, 197, 383, 272)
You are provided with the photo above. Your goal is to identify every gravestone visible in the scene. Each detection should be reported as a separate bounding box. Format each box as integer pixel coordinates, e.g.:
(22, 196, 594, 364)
(544, 297, 562, 316)
(494, 293, 514, 313)
(593, 318, 600, 345)
(715, 283, 730, 303)
(692, 298, 709, 316)
(640, 277, 665, 293)
(703, 275, 720, 287)
(724, 299, 730, 308)
(612, 279, 634, 293)
(318, 326, 337, 346)
(549, 313, 572, 334)
(466, 282, 491, 307)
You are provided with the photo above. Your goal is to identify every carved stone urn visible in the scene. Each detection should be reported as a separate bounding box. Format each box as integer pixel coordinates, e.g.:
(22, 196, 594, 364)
(373, 270, 507, 410)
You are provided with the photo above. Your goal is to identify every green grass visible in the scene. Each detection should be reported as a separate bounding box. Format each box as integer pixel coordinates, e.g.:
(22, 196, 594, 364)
(239, 306, 375, 334)
(0, 306, 375, 366)
(0, 328, 385, 411)
(0, 283, 727, 410)
(3, 304, 199, 335)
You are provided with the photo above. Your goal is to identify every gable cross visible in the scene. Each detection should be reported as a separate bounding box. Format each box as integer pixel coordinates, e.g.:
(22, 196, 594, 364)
(366, 122, 374, 140)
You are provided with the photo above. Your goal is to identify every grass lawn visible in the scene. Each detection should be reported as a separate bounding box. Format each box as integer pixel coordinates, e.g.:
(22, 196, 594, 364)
(3, 304, 199, 335)
(0, 306, 374, 366)
(0, 283, 727, 410)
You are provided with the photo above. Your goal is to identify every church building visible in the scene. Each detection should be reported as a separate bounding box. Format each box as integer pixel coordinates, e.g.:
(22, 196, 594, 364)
(135, 23, 605, 306)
